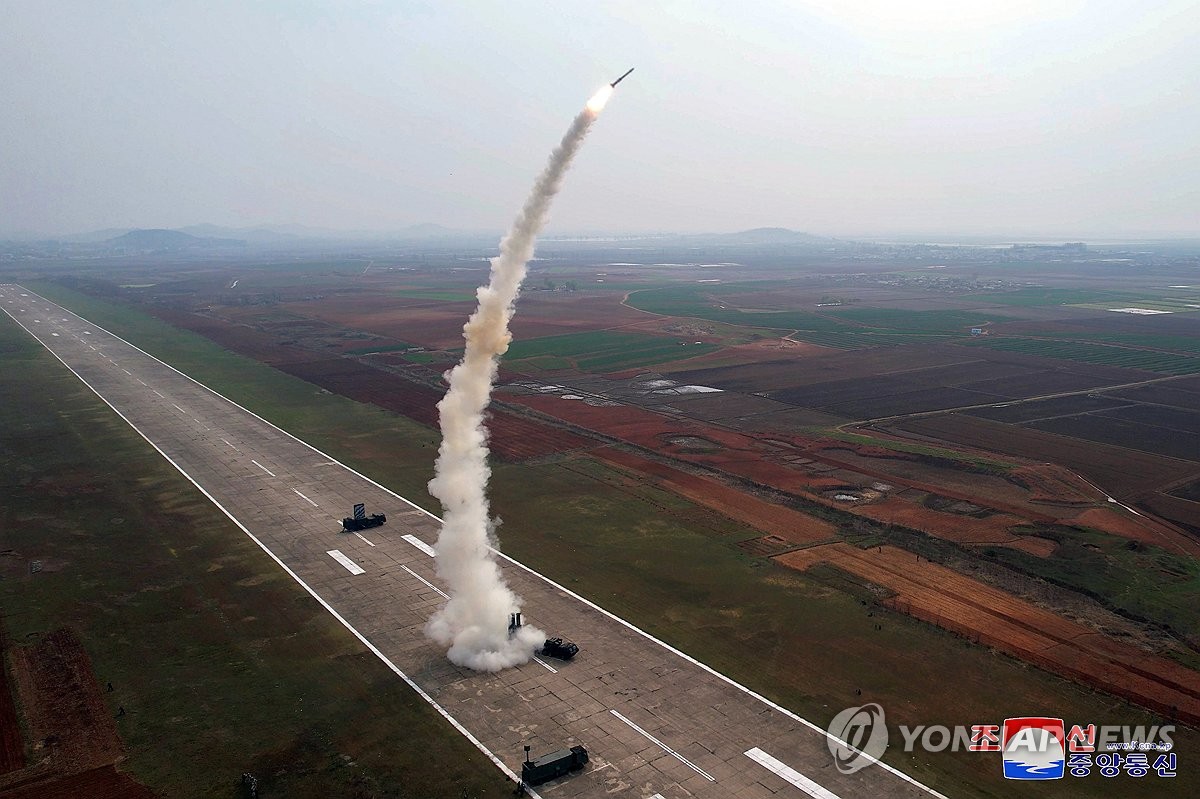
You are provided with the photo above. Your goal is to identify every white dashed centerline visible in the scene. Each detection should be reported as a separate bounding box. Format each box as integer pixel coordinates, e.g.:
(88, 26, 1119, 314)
(402, 534, 436, 557)
(221, 438, 240, 452)
(353, 532, 376, 547)
(172, 404, 187, 414)
(327, 549, 365, 575)
(251, 459, 276, 477)
(745, 747, 840, 799)
(292, 488, 319, 507)
(152, 389, 164, 398)
(400, 564, 448, 599)
(609, 710, 714, 782)
(123, 368, 131, 375)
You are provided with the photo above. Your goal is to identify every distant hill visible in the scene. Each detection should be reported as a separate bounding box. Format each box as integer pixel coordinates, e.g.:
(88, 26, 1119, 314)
(716, 227, 831, 244)
(178, 224, 301, 245)
(104, 228, 244, 250)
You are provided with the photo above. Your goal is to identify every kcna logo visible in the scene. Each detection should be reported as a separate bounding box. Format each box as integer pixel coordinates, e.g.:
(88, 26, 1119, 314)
(1001, 718, 1065, 780)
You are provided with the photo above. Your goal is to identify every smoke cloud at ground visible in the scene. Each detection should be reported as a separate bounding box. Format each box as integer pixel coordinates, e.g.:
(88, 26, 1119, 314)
(426, 100, 605, 671)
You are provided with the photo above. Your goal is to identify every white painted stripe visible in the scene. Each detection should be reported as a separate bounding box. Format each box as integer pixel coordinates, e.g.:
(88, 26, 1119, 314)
(152, 389, 164, 398)
(251, 459, 275, 477)
(745, 748, 840, 799)
(402, 534, 436, 557)
(401, 564, 448, 599)
(328, 549, 366, 575)
(0, 308, 543, 799)
(4, 287, 938, 799)
(221, 438, 239, 452)
(531, 654, 558, 674)
(172, 403, 186, 414)
(353, 531, 375, 547)
(292, 488, 319, 507)
(136, 378, 146, 386)
(122, 368, 131, 375)
(609, 710, 714, 781)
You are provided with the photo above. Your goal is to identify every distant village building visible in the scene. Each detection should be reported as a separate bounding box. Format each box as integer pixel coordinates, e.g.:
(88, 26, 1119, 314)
(970, 327, 984, 336)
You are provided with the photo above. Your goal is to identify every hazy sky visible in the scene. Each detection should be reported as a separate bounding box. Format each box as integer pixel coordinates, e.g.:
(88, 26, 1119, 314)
(3, 1, 1198, 238)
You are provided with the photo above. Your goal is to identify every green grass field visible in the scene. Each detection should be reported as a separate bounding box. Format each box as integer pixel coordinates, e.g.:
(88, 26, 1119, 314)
(9, 281, 1197, 798)
(625, 284, 980, 348)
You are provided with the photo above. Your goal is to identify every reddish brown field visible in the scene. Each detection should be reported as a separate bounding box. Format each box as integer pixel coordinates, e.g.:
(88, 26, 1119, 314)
(776, 544, 1200, 725)
(283, 295, 476, 349)
(0, 766, 153, 799)
(0, 626, 24, 776)
(282, 291, 651, 349)
(855, 498, 1032, 546)
(593, 447, 837, 546)
(1066, 506, 1200, 557)
(153, 309, 592, 461)
(509, 394, 1076, 554)
(0, 629, 152, 799)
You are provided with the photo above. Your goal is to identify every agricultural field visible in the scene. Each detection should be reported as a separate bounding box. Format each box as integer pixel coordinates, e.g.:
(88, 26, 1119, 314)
(7, 238, 1200, 797)
(962, 336, 1200, 374)
(503, 329, 718, 372)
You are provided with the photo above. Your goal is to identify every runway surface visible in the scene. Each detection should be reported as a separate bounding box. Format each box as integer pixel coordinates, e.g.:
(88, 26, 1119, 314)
(1, 285, 948, 799)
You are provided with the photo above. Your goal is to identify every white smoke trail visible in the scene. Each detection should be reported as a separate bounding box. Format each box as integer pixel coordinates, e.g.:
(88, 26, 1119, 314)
(426, 86, 614, 671)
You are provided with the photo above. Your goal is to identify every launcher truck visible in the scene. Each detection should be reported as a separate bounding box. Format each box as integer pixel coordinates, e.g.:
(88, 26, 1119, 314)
(521, 745, 589, 786)
(342, 503, 386, 532)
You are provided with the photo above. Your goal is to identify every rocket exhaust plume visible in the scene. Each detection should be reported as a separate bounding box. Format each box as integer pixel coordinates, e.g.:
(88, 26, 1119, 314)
(426, 83, 619, 671)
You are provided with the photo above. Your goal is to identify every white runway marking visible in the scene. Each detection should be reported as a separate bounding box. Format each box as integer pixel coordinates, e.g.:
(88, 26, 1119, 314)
(610, 710, 714, 781)
(327, 549, 365, 575)
(221, 438, 239, 452)
(251, 459, 275, 477)
(123, 368, 131, 375)
(172, 403, 187, 414)
(136, 378, 146, 386)
(353, 531, 376, 546)
(292, 488, 319, 507)
(745, 748, 839, 799)
(152, 389, 164, 398)
(401, 564, 448, 599)
(51, 332, 59, 336)
(402, 534, 436, 557)
(531, 654, 558, 674)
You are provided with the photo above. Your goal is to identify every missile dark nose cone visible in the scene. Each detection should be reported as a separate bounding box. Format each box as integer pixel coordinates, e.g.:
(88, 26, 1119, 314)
(611, 67, 634, 87)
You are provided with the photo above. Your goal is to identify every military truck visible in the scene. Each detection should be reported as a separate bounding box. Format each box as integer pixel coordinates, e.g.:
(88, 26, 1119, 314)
(342, 503, 386, 532)
(521, 745, 588, 786)
(541, 637, 579, 660)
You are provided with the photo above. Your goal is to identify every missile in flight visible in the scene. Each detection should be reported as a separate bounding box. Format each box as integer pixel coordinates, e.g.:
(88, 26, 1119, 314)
(611, 68, 634, 87)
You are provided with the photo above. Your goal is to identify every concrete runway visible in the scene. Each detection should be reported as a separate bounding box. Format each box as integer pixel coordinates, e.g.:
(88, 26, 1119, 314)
(1, 285, 948, 799)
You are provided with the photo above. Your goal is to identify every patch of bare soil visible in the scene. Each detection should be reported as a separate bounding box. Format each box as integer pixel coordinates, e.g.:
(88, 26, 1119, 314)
(0, 629, 152, 799)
